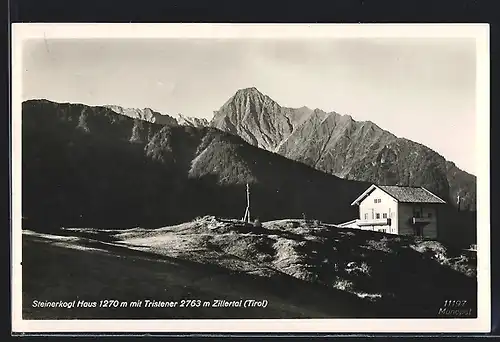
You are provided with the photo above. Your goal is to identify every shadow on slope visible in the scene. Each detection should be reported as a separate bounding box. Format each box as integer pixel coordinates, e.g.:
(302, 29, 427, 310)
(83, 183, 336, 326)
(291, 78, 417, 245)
(22, 100, 368, 232)
(22, 233, 381, 319)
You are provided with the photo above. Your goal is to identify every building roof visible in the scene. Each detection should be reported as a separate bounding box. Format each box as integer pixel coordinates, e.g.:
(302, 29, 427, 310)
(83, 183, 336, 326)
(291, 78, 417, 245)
(379, 185, 446, 203)
(351, 184, 447, 205)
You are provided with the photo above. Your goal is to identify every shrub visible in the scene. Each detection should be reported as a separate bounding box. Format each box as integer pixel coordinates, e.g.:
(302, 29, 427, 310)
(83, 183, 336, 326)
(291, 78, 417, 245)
(359, 261, 371, 276)
(286, 221, 300, 228)
(345, 261, 372, 276)
(333, 277, 354, 291)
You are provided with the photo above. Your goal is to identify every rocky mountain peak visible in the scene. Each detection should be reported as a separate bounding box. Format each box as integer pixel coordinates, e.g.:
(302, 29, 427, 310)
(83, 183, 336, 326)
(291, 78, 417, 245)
(229, 87, 277, 108)
(210, 87, 294, 151)
(235, 86, 262, 96)
(210, 88, 477, 211)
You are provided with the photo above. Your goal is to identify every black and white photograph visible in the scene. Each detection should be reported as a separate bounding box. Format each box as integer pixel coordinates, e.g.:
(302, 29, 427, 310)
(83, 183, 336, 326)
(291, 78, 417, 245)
(11, 24, 490, 333)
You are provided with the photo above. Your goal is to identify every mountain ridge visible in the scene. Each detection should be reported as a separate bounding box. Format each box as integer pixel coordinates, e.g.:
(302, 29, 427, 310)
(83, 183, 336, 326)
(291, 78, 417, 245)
(210, 87, 476, 210)
(27, 99, 211, 129)
(21, 98, 477, 246)
(25, 87, 476, 211)
(22, 99, 372, 230)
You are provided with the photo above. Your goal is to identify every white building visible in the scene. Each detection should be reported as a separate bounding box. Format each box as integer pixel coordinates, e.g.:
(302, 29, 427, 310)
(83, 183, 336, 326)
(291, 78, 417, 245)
(339, 184, 446, 239)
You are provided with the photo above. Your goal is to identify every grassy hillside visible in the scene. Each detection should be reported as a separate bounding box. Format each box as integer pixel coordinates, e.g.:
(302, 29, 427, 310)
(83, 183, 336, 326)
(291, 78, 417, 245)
(22, 218, 477, 319)
(22, 99, 369, 231)
(23, 230, 379, 319)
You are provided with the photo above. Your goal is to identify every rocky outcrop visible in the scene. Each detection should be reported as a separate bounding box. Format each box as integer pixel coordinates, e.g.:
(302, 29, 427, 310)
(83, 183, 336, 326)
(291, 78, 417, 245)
(104, 105, 179, 126)
(175, 113, 209, 128)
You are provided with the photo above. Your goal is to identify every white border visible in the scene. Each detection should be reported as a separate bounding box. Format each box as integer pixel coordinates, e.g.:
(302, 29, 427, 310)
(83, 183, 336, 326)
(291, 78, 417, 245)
(11, 23, 491, 334)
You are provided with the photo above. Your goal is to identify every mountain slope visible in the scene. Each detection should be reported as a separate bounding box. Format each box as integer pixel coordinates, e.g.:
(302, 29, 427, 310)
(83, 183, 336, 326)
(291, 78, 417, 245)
(445, 161, 477, 211)
(22, 99, 371, 231)
(210, 88, 476, 210)
(276, 113, 451, 204)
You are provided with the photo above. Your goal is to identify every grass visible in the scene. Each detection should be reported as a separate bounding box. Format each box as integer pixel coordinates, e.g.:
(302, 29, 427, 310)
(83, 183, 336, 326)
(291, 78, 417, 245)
(22, 233, 379, 319)
(22, 216, 477, 319)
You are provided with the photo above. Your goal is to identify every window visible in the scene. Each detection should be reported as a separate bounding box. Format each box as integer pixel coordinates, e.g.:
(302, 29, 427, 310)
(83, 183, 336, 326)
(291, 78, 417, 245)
(376, 213, 380, 219)
(383, 213, 387, 218)
(364, 213, 368, 220)
(373, 198, 381, 203)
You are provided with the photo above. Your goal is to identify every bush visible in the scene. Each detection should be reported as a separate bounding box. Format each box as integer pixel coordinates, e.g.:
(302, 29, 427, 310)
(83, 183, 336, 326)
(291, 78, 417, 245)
(333, 277, 354, 291)
(286, 221, 300, 228)
(345, 261, 372, 276)
(359, 261, 371, 276)
(253, 218, 262, 228)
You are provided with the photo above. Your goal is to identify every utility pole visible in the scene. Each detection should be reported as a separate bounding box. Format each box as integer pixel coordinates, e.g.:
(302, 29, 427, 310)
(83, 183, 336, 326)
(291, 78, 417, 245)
(242, 183, 251, 223)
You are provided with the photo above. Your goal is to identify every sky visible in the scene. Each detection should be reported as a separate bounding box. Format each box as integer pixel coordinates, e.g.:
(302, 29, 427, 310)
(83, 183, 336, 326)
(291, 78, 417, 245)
(22, 38, 477, 174)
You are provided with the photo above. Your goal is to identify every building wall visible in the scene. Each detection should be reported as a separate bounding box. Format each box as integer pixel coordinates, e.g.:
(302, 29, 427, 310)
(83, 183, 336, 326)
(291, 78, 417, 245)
(358, 187, 398, 234)
(398, 203, 415, 236)
(397, 203, 438, 239)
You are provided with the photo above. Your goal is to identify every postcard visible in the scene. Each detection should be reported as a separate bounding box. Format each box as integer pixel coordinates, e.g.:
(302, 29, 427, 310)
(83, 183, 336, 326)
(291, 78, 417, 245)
(11, 23, 490, 333)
